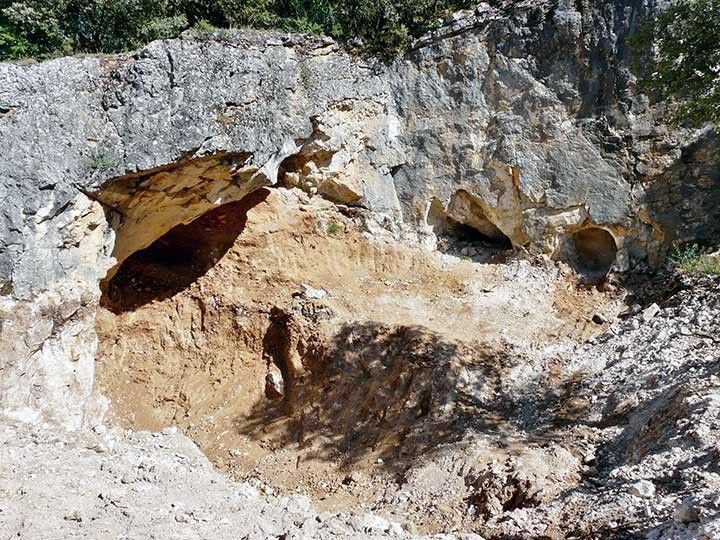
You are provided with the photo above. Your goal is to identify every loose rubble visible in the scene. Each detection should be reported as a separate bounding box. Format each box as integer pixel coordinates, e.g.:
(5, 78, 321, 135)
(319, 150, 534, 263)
(0, 419, 488, 540)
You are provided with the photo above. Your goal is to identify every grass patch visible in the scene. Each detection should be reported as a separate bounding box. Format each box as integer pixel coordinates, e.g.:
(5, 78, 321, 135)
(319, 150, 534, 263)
(326, 220, 344, 238)
(86, 149, 118, 172)
(193, 20, 219, 34)
(670, 243, 720, 275)
(191, 20, 232, 37)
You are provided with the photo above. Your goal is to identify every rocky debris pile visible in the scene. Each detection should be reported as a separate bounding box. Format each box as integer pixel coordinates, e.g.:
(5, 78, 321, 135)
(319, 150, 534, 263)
(570, 275, 720, 539)
(0, 418, 485, 540)
(472, 274, 720, 539)
(434, 235, 511, 264)
(343, 273, 720, 539)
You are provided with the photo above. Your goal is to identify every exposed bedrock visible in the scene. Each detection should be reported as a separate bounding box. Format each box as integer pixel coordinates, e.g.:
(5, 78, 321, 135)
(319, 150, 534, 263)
(0, 0, 719, 428)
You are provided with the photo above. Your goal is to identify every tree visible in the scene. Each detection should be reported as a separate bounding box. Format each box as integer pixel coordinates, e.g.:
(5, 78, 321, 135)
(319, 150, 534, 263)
(0, 0, 474, 61)
(63, 0, 188, 53)
(334, 0, 473, 60)
(634, 0, 720, 127)
(0, 1, 68, 59)
(0, 13, 33, 59)
(0, 0, 191, 58)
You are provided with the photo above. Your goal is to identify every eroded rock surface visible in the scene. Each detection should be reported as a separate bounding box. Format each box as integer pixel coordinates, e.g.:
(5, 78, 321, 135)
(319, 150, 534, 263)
(1, 0, 719, 427)
(1, 1, 720, 539)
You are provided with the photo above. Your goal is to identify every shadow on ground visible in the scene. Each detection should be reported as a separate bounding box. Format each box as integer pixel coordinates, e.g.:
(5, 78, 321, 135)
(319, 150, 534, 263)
(234, 320, 596, 476)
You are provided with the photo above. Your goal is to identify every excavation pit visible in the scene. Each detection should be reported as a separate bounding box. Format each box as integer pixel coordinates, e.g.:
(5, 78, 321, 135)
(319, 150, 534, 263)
(94, 188, 624, 535)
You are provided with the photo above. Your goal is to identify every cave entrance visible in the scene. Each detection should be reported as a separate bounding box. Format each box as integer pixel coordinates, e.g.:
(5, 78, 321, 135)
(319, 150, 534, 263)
(427, 195, 513, 262)
(100, 189, 270, 313)
(563, 227, 618, 279)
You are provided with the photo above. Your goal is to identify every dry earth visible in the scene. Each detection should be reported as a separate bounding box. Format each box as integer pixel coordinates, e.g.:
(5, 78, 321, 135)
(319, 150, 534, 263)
(3, 186, 719, 539)
(94, 187, 626, 534)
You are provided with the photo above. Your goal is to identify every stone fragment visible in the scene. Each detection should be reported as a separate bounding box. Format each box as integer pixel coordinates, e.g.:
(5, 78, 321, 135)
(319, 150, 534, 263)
(298, 283, 328, 300)
(265, 369, 284, 399)
(629, 479, 655, 499)
(63, 510, 82, 522)
(120, 472, 137, 484)
(674, 499, 700, 524)
(237, 484, 260, 499)
(349, 514, 391, 534)
(642, 303, 661, 322)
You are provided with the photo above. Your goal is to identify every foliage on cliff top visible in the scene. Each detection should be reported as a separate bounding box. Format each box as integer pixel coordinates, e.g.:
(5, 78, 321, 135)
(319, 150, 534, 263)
(632, 0, 720, 127)
(0, 0, 472, 62)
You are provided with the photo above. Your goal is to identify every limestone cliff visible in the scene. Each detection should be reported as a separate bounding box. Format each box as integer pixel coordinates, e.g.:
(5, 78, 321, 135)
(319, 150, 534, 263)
(3, 3, 720, 538)
(0, 0, 717, 431)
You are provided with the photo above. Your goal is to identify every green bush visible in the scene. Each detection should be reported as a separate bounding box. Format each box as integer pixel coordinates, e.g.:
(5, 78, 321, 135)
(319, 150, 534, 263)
(631, 0, 720, 127)
(0, 0, 472, 61)
(670, 243, 720, 275)
(138, 14, 189, 43)
(218, 0, 279, 28)
(1, 0, 190, 57)
(334, 0, 471, 60)
(0, 21, 32, 59)
(86, 149, 118, 171)
(326, 219, 343, 237)
(1, 1, 67, 59)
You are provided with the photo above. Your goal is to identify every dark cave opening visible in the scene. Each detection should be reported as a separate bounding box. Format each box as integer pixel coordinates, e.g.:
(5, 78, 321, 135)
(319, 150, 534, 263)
(446, 221, 513, 248)
(427, 198, 513, 262)
(100, 188, 270, 314)
(565, 227, 618, 279)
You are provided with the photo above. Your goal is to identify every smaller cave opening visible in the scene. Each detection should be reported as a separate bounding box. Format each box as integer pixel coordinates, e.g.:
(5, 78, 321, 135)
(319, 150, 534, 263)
(562, 227, 618, 279)
(427, 197, 513, 263)
(101, 188, 270, 313)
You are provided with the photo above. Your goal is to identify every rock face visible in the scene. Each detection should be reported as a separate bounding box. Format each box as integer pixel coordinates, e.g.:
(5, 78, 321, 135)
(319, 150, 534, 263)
(0, 31, 397, 429)
(0, 0, 718, 444)
(2, 3, 720, 537)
